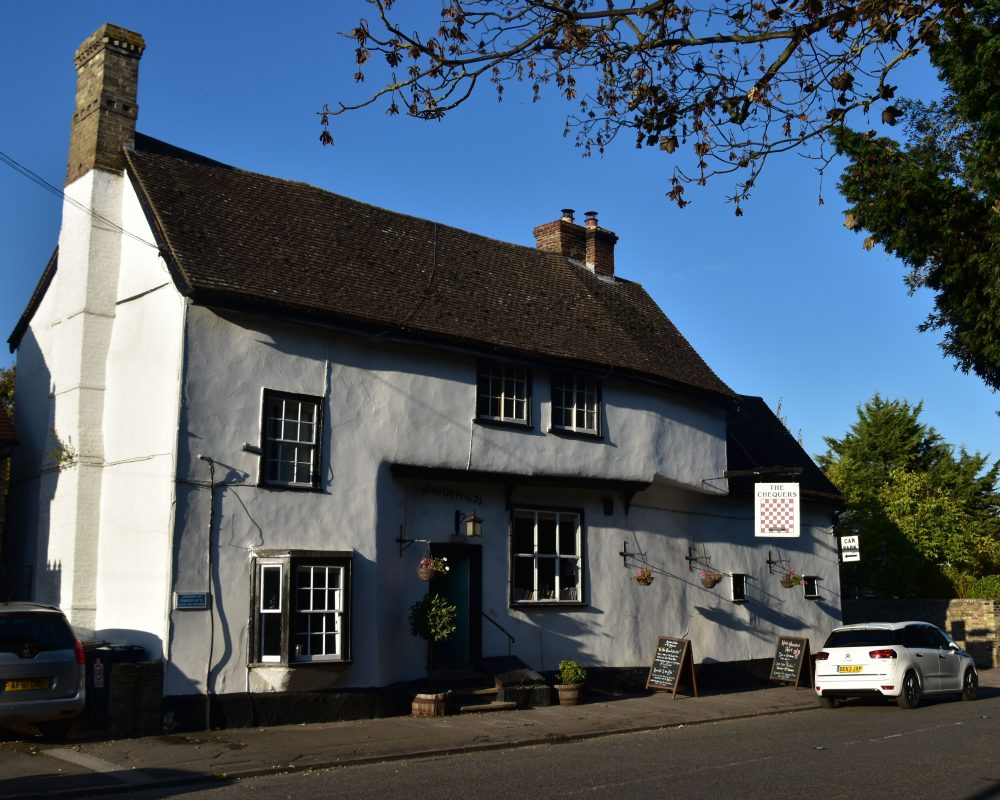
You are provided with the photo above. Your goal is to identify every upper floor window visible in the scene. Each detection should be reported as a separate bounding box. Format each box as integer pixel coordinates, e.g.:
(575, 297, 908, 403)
(551, 373, 601, 436)
(262, 390, 322, 489)
(476, 360, 531, 426)
(511, 508, 583, 605)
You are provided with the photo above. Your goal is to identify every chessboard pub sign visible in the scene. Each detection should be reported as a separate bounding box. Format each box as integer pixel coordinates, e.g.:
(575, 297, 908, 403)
(754, 483, 800, 538)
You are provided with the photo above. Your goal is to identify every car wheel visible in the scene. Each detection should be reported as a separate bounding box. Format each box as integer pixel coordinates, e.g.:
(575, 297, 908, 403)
(896, 671, 921, 709)
(817, 695, 837, 709)
(961, 668, 979, 701)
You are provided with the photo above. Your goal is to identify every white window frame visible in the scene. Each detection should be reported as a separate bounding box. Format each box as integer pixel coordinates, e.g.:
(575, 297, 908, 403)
(262, 390, 322, 489)
(252, 551, 351, 665)
(477, 360, 531, 425)
(510, 508, 584, 606)
(551, 372, 601, 436)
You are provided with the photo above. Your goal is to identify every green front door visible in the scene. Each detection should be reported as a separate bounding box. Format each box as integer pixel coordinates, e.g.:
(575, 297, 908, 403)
(429, 544, 481, 667)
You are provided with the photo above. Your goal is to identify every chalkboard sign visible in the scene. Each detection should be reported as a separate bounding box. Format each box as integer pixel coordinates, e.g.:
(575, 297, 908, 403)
(646, 636, 698, 698)
(770, 635, 811, 688)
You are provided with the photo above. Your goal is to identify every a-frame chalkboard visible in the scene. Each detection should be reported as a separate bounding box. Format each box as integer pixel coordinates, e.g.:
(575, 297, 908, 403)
(769, 635, 811, 688)
(646, 636, 699, 698)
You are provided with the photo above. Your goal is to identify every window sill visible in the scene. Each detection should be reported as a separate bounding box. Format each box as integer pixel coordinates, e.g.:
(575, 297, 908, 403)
(259, 481, 322, 492)
(474, 417, 533, 431)
(547, 427, 603, 441)
(510, 601, 587, 610)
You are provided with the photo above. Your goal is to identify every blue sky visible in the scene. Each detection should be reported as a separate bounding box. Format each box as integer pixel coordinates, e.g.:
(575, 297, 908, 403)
(1, 2, 996, 465)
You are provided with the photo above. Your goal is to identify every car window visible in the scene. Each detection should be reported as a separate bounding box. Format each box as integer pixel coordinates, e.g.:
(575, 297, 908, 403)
(0, 612, 75, 655)
(824, 629, 901, 648)
(902, 625, 931, 648)
(922, 625, 952, 650)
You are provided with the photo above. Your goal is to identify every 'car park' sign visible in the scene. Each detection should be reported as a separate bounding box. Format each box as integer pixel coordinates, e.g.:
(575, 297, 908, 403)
(840, 534, 861, 562)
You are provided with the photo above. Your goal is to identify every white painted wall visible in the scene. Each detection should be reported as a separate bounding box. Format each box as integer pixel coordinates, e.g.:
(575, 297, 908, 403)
(93, 184, 186, 657)
(167, 305, 840, 698)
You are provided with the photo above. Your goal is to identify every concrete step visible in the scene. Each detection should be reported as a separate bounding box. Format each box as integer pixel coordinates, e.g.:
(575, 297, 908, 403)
(458, 700, 519, 714)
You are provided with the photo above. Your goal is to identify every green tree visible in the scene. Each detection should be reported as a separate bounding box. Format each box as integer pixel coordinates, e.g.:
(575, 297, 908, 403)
(836, 0, 1000, 391)
(327, 0, 962, 210)
(820, 394, 1000, 597)
(0, 365, 13, 420)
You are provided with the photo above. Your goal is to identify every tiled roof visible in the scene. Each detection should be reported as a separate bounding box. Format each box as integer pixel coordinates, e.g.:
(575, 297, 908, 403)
(124, 135, 734, 402)
(727, 395, 841, 501)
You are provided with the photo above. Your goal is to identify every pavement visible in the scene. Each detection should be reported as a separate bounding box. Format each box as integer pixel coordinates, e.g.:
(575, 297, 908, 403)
(1, 670, 997, 800)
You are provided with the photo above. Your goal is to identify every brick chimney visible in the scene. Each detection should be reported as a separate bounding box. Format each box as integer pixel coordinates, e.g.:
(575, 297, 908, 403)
(583, 211, 617, 277)
(533, 209, 586, 264)
(533, 208, 617, 277)
(66, 23, 145, 185)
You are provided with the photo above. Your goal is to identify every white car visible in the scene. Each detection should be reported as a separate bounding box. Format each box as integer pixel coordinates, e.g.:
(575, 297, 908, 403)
(814, 621, 979, 709)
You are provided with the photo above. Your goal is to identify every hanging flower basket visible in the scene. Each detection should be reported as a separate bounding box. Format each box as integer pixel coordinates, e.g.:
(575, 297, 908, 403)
(780, 570, 802, 589)
(634, 567, 654, 586)
(699, 570, 723, 589)
(417, 556, 449, 581)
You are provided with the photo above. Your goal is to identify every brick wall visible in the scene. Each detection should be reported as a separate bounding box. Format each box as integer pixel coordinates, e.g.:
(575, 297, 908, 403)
(842, 598, 1000, 668)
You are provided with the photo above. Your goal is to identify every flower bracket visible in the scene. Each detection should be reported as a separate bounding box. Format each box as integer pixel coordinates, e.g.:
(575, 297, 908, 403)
(766, 549, 791, 575)
(684, 545, 713, 573)
(619, 539, 645, 568)
(396, 526, 431, 557)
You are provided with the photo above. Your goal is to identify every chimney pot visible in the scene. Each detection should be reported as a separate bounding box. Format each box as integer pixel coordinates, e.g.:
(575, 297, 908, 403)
(584, 210, 598, 228)
(560, 208, 575, 223)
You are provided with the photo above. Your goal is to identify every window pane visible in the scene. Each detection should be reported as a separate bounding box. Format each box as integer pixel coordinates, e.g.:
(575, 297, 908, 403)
(260, 615, 282, 661)
(537, 514, 557, 554)
(513, 513, 535, 553)
(537, 558, 556, 600)
(558, 516, 578, 555)
(559, 558, 579, 600)
(260, 565, 281, 611)
(513, 556, 535, 601)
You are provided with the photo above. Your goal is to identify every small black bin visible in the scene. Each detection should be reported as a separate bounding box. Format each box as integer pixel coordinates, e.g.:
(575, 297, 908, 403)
(85, 644, 146, 729)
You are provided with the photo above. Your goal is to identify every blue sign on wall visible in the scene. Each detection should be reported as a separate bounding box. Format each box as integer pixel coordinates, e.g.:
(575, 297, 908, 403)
(174, 592, 210, 610)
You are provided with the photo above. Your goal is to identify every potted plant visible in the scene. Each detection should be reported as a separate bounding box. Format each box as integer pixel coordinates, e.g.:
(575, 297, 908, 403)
(780, 569, 803, 588)
(634, 567, 654, 586)
(699, 569, 723, 589)
(408, 593, 458, 716)
(417, 555, 449, 581)
(554, 659, 587, 706)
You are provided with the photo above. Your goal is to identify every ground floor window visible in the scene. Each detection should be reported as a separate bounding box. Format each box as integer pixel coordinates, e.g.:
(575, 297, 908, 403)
(252, 551, 351, 664)
(511, 508, 583, 605)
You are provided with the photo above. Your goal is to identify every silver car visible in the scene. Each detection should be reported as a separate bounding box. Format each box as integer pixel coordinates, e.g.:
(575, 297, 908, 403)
(0, 602, 86, 736)
(814, 621, 979, 709)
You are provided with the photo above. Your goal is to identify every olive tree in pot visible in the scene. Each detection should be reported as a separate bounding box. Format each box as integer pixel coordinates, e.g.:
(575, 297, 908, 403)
(408, 593, 458, 716)
(554, 659, 587, 706)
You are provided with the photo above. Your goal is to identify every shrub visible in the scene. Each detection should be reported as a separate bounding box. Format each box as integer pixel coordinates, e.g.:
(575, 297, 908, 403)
(969, 574, 1000, 599)
(556, 659, 587, 685)
(408, 593, 457, 643)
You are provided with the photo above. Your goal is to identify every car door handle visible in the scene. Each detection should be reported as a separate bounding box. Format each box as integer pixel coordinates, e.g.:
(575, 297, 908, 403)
(916, 653, 924, 657)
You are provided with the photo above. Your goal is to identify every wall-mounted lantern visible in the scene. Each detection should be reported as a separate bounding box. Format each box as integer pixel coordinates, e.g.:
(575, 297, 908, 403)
(456, 510, 483, 538)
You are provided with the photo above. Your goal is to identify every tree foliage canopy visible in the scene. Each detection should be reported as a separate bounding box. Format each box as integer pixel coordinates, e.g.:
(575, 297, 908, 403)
(820, 394, 1000, 597)
(326, 0, 963, 209)
(836, 0, 1000, 391)
(0, 365, 13, 420)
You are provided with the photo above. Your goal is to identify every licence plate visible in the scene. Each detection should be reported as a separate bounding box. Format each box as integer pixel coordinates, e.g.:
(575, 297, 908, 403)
(4, 678, 50, 692)
(837, 665, 863, 673)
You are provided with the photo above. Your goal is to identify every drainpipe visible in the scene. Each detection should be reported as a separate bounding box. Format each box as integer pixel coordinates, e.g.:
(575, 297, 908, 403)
(197, 454, 217, 731)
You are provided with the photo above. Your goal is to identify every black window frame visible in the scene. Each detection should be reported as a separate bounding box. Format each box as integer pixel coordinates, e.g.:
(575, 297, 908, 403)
(509, 506, 586, 608)
(250, 550, 352, 666)
(260, 389, 324, 490)
(475, 359, 532, 428)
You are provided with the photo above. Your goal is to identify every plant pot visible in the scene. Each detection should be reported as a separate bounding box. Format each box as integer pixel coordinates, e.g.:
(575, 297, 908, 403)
(411, 691, 448, 716)
(555, 683, 584, 706)
(636, 575, 654, 586)
(700, 574, 722, 589)
(780, 576, 797, 588)
(417, 564, 433, 581)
